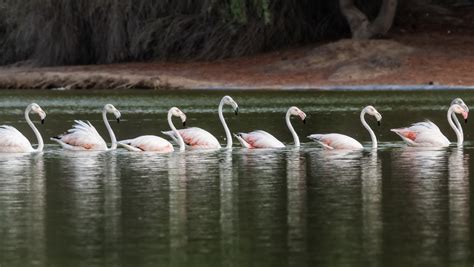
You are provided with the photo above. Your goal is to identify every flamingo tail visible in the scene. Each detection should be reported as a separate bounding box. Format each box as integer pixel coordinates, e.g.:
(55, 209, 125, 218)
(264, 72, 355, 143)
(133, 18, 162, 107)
(233, 133, 252, 149)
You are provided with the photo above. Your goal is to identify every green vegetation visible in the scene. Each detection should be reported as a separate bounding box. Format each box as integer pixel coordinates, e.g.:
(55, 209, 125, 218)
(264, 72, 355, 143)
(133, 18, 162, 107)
(0, 0, 464, 66)
(0, 0, 352, 66)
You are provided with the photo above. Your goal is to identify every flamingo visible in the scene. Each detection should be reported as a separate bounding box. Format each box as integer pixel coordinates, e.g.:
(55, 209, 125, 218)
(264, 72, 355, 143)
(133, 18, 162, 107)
(308, 105, 382, 150)
(51, 104, 121, 151)
(118, 107, 187, 152)
(162, 95, 238, 149)
(0, 103, 46, 153)
(234, 106, 306, 149)
(391, 98, 469, 147)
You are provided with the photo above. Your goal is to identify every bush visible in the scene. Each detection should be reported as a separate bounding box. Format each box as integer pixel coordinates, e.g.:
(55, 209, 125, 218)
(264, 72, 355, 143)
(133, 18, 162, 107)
(0, 0, 399, 66)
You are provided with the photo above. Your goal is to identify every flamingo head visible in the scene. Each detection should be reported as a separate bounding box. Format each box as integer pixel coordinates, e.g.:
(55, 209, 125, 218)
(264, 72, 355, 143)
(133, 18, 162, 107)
(30, 103, 46, 124)
(104, 104, 121, 123)
(171, 107, 187, 126)
(452, 103, 469, 123)
(451, 98, 469, 123)
(289, 106, 307, 124)
(451, 98, 469, 112)
(222, 95, 239, 115)
(364, 105, 382, 126)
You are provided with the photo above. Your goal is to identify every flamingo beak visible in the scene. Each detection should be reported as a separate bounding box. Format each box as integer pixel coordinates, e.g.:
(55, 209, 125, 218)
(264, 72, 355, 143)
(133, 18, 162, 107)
(303, 118, 306, 124)
(117, 118, 120, 124)
(463, 111, 468, 123)
(41, 119, 45, 125)
(235, 107, 239, 115)
(465, 118, 468, 123)
(183, 121, 186, 127)
(377, 121, 381, 126)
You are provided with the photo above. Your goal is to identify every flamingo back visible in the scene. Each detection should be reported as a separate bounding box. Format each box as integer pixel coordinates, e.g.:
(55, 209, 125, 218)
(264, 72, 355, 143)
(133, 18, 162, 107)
(0, 125, 34, 152)
(164, 127, 221, 149)
(308, 133, 363, 150)
(391, 120, 450, 147)
(54, 120, 107, 150)
(237, 130, 285, 148)
(120, 135, 174, 152)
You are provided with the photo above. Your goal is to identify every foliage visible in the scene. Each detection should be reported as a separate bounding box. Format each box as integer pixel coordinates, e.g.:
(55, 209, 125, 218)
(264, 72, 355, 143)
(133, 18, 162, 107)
(0, 0, 459, 66)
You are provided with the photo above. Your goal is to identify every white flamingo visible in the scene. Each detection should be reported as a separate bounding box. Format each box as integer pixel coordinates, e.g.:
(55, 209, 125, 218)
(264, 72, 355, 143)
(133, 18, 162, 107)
(51, 104, 121, 151)
(308, 105, 382, 150)
(234, 106, 306, 149)
(391, 98, 469, 147)
(162, 95, 238, 149)
(118, 107, 187, 152)
(0, 103, 46, 153)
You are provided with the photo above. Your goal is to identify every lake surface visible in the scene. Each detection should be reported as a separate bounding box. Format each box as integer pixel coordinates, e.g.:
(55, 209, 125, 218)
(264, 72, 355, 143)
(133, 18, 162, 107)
(0, 90, 474, 266)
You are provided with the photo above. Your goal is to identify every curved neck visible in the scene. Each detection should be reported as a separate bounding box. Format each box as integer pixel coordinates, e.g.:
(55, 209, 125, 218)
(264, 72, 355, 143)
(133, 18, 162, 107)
(448, 106, 463, 146)
(169, 111, 185, 151)
(218, 100, 232, 149)
(451, 112, 463, 141)
(102, 109, 117, 150)
(286, 109, 300, 147)
(361, 109, 377, 148)
(25, 106, 43, 152)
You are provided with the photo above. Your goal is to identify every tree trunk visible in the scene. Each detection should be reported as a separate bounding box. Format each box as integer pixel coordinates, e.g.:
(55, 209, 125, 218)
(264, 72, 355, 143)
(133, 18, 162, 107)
(340, 0, 398, 39)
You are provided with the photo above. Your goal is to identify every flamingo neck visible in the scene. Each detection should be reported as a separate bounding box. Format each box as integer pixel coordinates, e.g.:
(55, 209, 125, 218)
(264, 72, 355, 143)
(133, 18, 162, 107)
(451, 112, 463, 142)
(169, 110, 185, 151)
(360, 109, 377, 148)
(25, 105, 43, 152)
(447, 106, 463, 146)
(102, 109, 117, 150)
(218, 99, 232, 149)
(286, 109, 300, 147)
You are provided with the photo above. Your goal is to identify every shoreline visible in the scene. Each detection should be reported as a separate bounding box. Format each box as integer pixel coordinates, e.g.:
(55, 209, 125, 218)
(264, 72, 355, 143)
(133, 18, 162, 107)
(1, 32, 473, 91)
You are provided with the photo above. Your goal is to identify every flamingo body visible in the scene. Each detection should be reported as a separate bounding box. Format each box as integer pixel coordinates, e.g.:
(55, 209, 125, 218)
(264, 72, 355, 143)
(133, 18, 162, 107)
(51, 120, 108, 151)
(235, 130, 285, 149)
(0, 103, 46, 153)
(163, 127, 221, 149)
(308, 105, 382, 150)
(391, 121, 450, 147)
(119, 135, 174, 152)
(308, 133, 363, 150)
(0, 126, 35, 152)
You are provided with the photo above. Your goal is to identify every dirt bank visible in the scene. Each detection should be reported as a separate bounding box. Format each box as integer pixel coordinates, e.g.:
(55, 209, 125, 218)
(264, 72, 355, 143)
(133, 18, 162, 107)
(1, 7, 473, 90)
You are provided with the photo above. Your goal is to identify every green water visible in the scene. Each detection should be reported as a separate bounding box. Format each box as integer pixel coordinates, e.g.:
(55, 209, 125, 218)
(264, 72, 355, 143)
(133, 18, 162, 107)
(0, 90, 473, 266)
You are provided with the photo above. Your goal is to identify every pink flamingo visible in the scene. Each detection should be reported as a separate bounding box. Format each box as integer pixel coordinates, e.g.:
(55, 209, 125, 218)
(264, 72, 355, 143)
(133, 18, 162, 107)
(0, 103, 46, 153)
(162, 96, 238, 149)
(234, 106, 306, 148)
(51, 104, 121, 151)
(308, 105, 382, 150)
(118, 107, 186, 152)
(391, 98, 468, 147)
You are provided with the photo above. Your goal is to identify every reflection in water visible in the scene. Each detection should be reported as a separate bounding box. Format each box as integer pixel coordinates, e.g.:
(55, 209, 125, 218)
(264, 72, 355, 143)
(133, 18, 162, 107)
(0, 153, 45, 267)
(388, 147, 449, 266)
(46, 151, 119, 266)
(286, 148, 307, 266)
(360, 150, 382, 265)
(219, 150, 239, 266)
(307, 149, 364, 266)
(447, 148, 470, 264)
(236, 149, 287, 266)
(168, 152, 188, 266)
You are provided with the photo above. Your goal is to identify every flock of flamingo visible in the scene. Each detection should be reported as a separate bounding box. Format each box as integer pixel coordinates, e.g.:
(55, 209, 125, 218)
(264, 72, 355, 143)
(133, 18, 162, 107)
(0, 96, 469, 153)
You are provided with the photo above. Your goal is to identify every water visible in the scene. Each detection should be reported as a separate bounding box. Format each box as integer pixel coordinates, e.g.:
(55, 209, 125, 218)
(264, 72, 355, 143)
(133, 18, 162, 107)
(0, 90, 473, 266)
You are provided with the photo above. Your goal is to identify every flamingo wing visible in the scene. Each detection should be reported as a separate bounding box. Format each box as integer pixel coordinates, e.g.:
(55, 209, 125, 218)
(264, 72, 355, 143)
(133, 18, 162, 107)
(236, 130, 285, 148)
(391, 120, 450, 147)
(308, 133, 363, 150)
(164, 127, 221, 149)
(119, 135, 174, 152)
(52, 120, 107, 150)
(0, 125, 33, 152)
